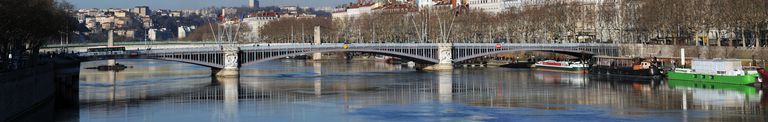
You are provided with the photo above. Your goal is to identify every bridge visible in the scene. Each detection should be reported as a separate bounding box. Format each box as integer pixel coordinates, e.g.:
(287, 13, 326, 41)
(47, 43, 621, 77)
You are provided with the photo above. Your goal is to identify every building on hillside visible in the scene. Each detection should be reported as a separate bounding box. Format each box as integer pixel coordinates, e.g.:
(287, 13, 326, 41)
(222, 8, 238, 17)
(148, 28, 173, 41)
(132, 6, 151, 16)
(332, 2, 382, 20)
(114, 30, 136, 38)
(249, 0, 260, 8)
(171, 11, 182, 17)
(178, 26, 190, 39)
(148, 29, 158, 41)
(280, 6, 299, 12)
(243, 14, 279, 42)
(416, 0, 437, 8)
(114, 10, 128, 17)
(466, 0, 519, 13)
(373, 3, 417, 13)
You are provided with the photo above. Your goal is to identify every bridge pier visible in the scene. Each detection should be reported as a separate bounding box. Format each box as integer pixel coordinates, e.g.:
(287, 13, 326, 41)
(423, 43, 454, 71)
(215, 46, 240, 77)
(312, 26, 323, 60)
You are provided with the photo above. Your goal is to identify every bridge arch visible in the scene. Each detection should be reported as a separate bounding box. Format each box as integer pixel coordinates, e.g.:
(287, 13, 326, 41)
(452, 49, 595, 63)
(241, 49, 440, 66)
(79, 56, 225, 69)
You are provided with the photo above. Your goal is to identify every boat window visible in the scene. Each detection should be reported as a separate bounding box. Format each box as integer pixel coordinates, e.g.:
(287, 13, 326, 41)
(717, 71, 726, 74)
(710, 75, 714, 80)
(693, 75, 697, 78)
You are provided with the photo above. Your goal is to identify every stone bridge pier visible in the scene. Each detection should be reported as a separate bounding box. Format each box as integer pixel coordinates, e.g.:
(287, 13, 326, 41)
(214, 46, 240, 77)
(422, 43, 454, 71)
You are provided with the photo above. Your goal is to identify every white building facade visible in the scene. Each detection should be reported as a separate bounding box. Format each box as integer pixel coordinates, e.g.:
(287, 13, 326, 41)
(243, 16, 278, 42)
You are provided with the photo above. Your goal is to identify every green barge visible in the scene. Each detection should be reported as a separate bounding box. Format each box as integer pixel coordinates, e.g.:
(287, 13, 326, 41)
(666, 59, 760, 85)
(667, 69, 759, 85)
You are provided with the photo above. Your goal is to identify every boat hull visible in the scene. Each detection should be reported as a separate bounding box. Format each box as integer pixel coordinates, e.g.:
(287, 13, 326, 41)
(668, 80, 760, 96)
(589, 66, 664, 77)
(533, 65, 586, 74)
(501, 62, 534, 68)
(667, 71, 758, 85)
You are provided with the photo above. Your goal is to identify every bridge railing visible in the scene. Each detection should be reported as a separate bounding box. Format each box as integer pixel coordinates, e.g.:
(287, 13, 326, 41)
(239, 43, 441, 50)
(453, 43, 616, 47)
(44, 41, 224, 48)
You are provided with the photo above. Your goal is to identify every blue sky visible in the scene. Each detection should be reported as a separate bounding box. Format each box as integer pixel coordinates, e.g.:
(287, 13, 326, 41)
(65, 0, 354, 9)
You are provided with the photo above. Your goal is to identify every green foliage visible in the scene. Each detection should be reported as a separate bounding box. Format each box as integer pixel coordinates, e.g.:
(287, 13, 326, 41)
(0, 0, 77, 69)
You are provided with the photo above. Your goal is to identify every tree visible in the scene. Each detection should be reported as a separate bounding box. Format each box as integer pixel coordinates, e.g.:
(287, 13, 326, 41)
(0, 0, 77, 70)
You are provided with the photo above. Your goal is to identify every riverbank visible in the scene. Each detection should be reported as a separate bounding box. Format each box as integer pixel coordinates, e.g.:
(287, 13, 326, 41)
(0, 57, 80, 121)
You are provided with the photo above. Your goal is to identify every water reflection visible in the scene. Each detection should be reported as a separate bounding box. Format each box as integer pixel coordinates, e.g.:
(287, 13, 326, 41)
(668, 80, 762, 109)
(58, 59, 767, 122)
(438, 71, 452, 103)
(215, 77, 239, 122)
(313, 62, 322, 97)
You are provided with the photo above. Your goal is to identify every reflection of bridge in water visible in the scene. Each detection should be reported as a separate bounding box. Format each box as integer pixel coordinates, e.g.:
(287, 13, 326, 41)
(57, 43, 621, 77)
(79, 61, 765, 121)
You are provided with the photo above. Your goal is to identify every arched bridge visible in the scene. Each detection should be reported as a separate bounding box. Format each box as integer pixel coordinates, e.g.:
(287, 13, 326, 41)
(67, 43, 620, 76)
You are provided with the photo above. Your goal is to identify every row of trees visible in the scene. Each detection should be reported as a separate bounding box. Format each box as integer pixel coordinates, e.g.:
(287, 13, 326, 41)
(259, 0, 768, 46)
(0, 0, 77, 70)
(258, 17, 334, 43)
(637, 0, 768, 47)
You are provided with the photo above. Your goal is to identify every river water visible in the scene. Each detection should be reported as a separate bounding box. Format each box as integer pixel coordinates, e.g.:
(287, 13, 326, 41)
(55, 59, 767, 122)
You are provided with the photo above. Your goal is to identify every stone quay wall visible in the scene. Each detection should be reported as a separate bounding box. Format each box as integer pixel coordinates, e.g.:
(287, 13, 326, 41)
(0, 64, 56, 121)
(618, 44, 768, 60)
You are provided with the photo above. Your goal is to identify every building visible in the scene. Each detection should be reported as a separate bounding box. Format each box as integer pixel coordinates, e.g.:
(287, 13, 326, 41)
(466, 0, 519, 13)
(114, 10, 128, 17)
(178, 26, 188, 39)
(170, 11, 182, 17)
(417, 0, 466, 9)
(332, 3, 381, 20)
(148, 29, 158, 41)
(243, 13, 279, 42)
(280, 6, 299, 12)
(133, 6, 151, 16)
(249, 0, 259, 8)
(148, 28, 172, 41)
(222, 8, 238, 16)
(417, 0, 437, 8)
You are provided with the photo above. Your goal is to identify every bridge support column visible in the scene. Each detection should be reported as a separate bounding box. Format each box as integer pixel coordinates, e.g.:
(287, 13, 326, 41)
(216, 47, 240, 77)
(312, 26, 323, 60)
(423, 43, 454, 71)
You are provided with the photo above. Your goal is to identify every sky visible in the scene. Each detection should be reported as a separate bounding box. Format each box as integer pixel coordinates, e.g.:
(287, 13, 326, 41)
(65, 0, 354, 9)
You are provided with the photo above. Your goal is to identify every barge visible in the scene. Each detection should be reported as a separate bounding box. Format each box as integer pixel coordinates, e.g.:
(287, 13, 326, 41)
(589, 57, 664, 78)
(667, 59, 760, 85)
(532, 60, 588, 73)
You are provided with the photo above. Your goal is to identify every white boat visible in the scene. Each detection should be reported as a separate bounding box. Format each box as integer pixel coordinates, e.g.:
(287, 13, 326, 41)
(533, 60, 588, 73)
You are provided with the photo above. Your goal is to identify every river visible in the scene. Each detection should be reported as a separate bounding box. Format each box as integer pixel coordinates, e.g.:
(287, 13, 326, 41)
(54, 59, 767, 122)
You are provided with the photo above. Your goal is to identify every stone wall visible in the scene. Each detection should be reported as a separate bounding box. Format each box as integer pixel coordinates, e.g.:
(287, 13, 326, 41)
(619, 44, 768, 60)
(0, 64, 55, 121)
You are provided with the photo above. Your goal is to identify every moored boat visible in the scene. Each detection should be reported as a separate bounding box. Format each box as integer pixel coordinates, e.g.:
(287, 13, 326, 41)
(667, 59, 759, 85)
(533, 60, 588, 73)
(753, 67, 768, 88)
(500, 61, 535, 68)
(589, 57, 664, 78)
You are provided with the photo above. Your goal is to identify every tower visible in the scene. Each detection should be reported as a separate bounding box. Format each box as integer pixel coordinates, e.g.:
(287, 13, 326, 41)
(249, 0, 259, 8)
